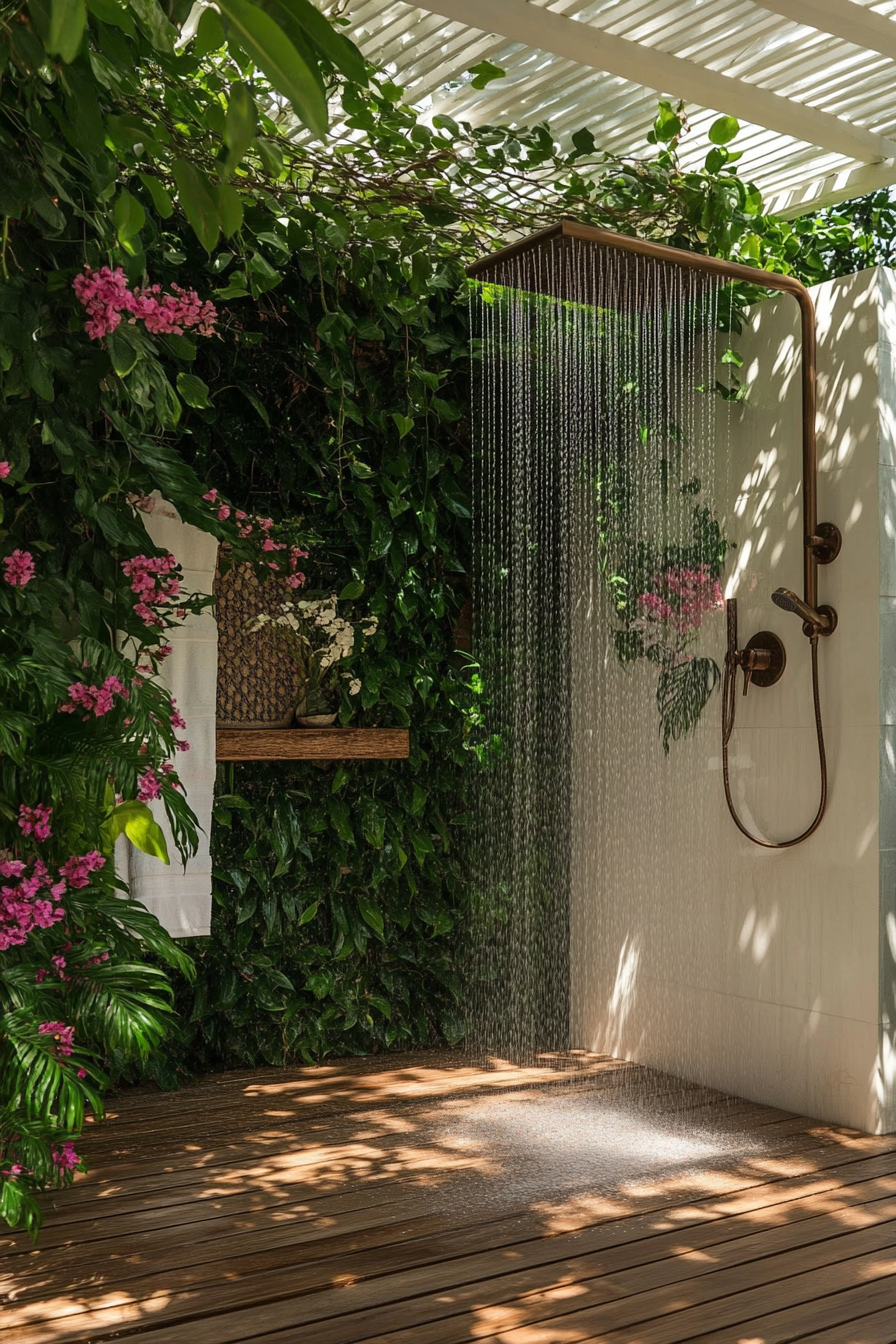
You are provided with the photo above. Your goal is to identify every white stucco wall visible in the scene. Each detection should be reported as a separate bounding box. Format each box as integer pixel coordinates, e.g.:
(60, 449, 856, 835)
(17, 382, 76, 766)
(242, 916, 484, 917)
(570, 266, 896, 1133)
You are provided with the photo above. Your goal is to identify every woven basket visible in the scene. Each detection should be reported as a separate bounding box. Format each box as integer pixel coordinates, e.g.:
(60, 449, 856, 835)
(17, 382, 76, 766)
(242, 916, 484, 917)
(214, 561, 299, 730)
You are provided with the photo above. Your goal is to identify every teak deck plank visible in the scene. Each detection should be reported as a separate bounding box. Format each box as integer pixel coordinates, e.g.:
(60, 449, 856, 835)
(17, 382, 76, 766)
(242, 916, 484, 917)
(2, 1050, 896, 1344)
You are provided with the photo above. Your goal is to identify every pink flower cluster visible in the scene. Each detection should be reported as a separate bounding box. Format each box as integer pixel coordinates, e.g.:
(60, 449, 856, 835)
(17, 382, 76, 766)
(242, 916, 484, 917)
(59, 676, 128, 719)
(0, 859, 67, 951)
(3, 549, 35, 588)
(59, 851, 105, 889)
(0, 461, 10, 479)
(137, 768, 163, 802)
(18, 804, 52, 842)
(73, 266, 217, 341)
(39, 1021, 75, 1056)
(121, 553, 180, 628)
(201, 490, 308, 586)
(637, 564, 723, 637)
(51, 1142, 81, 1171)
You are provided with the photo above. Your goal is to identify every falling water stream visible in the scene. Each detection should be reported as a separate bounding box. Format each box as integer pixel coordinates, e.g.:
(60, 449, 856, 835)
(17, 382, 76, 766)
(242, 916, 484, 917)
(467, 234, 734, 1119)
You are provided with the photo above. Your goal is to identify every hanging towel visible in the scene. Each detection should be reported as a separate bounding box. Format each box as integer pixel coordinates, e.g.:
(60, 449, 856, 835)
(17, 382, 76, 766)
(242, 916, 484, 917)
(124, 498, 219, 939)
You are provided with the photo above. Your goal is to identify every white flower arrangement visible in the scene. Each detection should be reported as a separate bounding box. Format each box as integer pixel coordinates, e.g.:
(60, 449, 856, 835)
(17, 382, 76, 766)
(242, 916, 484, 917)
(248, 596, 377, 713)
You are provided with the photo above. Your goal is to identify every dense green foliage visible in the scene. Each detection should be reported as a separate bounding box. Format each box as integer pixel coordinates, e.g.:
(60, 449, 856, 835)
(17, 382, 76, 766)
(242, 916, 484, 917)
(5, 0, 896, 1231)
(0, 0, 361, 1234)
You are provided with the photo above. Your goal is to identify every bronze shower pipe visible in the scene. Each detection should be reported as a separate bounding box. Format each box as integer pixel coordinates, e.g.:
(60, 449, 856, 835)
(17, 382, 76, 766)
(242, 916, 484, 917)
(467, 219, 822, 612)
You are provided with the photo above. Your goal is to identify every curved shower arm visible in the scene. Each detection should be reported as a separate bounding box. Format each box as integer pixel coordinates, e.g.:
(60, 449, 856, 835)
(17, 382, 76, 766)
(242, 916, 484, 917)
(468, 219, 823, 612)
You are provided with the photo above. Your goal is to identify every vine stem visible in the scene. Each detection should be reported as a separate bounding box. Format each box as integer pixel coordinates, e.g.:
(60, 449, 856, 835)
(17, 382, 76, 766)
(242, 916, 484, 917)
(1, 216, 9, 281)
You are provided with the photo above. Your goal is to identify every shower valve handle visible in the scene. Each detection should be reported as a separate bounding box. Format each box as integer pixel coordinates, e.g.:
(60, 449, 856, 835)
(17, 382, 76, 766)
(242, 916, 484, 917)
(725, 603, 787, 697)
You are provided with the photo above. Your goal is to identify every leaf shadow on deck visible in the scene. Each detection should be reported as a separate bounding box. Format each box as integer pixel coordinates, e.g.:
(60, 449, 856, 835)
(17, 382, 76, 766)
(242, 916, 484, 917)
(2, 1050, 896, 1344)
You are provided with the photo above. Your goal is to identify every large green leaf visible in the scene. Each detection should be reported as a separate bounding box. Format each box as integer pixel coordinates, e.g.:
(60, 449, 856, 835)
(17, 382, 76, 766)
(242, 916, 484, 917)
(102, 800, 170, 864)
(48, 0, 86, 61)
(172, 159, 220, 253)
(224, 83, 256, 177)
(264, 0, 367, 86)
(216, 0, 329, 139)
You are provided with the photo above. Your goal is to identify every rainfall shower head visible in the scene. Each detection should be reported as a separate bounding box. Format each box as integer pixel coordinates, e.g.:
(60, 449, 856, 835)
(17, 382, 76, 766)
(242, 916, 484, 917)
(771, 588, 837, 636)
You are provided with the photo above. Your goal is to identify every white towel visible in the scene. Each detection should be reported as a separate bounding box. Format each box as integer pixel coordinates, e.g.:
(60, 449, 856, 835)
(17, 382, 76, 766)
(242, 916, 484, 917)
(123, 497, 219, 939)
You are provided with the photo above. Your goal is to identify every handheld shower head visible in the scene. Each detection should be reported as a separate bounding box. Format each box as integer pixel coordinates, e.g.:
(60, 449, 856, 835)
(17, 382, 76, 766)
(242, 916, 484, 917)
(771, 587, 837, 636)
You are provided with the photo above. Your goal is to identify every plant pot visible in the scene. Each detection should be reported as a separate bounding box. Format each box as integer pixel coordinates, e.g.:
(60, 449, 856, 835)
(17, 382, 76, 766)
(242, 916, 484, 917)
(296, 712, 338, 728)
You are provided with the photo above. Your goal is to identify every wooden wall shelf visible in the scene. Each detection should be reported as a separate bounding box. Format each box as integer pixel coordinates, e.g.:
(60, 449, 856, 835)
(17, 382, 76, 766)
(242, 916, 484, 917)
(216, 727, 409, 762)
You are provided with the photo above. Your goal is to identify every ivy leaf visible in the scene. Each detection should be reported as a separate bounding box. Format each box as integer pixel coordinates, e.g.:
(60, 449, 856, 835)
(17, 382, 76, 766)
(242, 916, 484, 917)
(708, 115, 740, 146)
(467, 60, 505, 90)
(338, 580, 364, 600)
(571, 127, 596, 156)
(113, 189, 145, 252)
(218, 183, 244, 240)
(172, 159, 220, 253)
(297, 900, 319, 926)
(357, 894, 384, 938)
(176, 372, 211, 408)
(139, 174, 174, 219)
(216, 0, 328, 139)
(392, 413, 413, 440)
(224, 83, 256, 177)
(48, 0, 87, 62)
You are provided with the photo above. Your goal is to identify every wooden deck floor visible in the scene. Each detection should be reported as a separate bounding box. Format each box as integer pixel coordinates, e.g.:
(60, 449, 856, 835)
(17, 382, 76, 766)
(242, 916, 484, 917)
(3, 1050, 896, 1343)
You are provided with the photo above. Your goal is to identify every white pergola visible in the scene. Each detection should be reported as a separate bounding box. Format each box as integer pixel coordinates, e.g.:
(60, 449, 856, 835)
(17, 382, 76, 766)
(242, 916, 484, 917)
(341, 0, 896, 215)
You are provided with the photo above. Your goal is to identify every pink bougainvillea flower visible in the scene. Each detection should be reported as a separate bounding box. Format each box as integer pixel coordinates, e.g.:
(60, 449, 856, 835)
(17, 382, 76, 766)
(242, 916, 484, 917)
(59, 851, 105, 889)
(2, 549, 35, 588)
(0, 461, 10, 479)
(73, 267, 217, 341)
(39, 1022, 75, 1057)
(202, 488, 218, 503)
(137, 768, 163, 801)
(51, 1142, 81, 1170)
(17, 804, 52, 842)
(59, 676, 128, 718)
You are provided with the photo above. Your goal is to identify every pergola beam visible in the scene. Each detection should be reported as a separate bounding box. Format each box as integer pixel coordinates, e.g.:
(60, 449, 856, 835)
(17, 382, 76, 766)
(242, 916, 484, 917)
(756, 0, 896, 62)
(411, 0, 896, 164)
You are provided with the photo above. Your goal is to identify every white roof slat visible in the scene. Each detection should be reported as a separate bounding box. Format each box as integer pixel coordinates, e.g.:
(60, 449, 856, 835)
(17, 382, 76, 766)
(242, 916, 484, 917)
(336, 0, 896, 213)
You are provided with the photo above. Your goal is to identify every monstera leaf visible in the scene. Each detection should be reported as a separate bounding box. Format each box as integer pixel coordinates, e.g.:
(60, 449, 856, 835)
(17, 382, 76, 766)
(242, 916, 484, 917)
(656, 656, 720, 755)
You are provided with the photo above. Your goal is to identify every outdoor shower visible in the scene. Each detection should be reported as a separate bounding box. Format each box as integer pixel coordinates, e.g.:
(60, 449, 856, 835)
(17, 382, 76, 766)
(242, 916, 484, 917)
(468, 219, 842, 851)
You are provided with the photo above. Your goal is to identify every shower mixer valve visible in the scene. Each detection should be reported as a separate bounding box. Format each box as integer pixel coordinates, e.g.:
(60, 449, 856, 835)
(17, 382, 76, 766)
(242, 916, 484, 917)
(725, 600, 786, 698)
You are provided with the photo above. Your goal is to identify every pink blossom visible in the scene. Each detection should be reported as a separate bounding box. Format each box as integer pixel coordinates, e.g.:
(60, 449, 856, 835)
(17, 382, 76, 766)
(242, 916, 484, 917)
(39, 1022, 75, 1057)
(0, 858, 67, 950)
(121, 554, 180, 627)
(18, 804, 52, 842)
(72, 265, 131, 339)
(137, 768, 163, 801)
(217, 504, 231, 521)
(59, 851, 105, 889)
(59, 676, 128, 718)
(286, 573, 305, 589)
(157, 645, 173, 660)
(169, 702, 187, 731)
(51, 1142, 81, 1171)
(202, 488, 218, 503)
(174, 739, 190, 752)
(73, 267, 217, 341)
(3, 549, 35, 588)
(0, 461, 10, 479)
